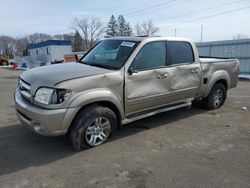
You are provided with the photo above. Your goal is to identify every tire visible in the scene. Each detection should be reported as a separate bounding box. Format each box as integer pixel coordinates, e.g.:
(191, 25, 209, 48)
(68, 104, 118, 151)
(203, 83, 227, 110)
(0, 61, 8, 66)
(2, 61, 8, 66)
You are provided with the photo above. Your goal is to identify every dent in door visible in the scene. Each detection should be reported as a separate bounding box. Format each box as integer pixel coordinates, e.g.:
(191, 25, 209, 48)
(126, 69, 171, 102)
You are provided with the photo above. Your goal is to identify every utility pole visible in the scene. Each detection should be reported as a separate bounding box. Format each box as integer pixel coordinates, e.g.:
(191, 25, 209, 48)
(175, 28, 177, 37)
(200, 24, 203, 42)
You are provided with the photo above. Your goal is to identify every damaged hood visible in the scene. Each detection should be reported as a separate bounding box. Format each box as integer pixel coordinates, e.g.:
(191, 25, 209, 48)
(20, 63, 113, 89)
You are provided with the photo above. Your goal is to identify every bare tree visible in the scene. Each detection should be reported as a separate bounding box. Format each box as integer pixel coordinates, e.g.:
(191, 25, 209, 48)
(135, 23, 142, 36)
(0, 36, 16, 57)
(71, 16, 105, 50)
(53, 34, 65, 40)
(27, 33, 52, 43)
(15, 37, 29, 56)
(135, 20, 159, 36)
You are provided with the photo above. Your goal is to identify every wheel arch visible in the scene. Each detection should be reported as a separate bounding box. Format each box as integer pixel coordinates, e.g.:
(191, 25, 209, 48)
(62, 90, 124, 133)
(66, 100, 122, 134)
(204, 71, 230, 97)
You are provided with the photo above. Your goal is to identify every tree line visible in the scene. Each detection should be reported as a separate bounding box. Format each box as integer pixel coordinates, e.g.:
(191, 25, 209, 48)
(0, 15, 159, 57)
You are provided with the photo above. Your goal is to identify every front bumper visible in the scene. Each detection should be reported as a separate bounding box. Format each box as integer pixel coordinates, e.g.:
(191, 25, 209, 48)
(14, 90, 68, 136)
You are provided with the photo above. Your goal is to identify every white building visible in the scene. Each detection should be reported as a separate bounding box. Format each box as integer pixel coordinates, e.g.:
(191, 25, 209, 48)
(27, 40, 72, 66)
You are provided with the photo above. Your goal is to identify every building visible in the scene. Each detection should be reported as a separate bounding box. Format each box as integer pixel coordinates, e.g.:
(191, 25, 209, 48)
(196, 39, 250, 75)
(27, 40, 72, 66)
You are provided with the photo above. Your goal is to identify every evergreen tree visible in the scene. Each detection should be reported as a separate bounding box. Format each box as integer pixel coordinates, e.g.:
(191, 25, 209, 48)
(124, 23, 133, 36)
(72, 30, 83, 52)
(117, 15, 127, 36)
(106, 15, 117, 37)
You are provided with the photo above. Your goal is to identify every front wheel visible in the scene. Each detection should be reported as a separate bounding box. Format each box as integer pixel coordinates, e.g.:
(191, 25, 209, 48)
(68, 105, 117, 151)
(203, 83, 227, 110)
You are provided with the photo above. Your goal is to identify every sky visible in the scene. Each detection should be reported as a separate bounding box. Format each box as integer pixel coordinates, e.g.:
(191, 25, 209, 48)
(0, 0, 250, 42)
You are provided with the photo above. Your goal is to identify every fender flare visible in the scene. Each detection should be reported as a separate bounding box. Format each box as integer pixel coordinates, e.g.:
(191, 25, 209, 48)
(204, 70, 230, 97)
(61, 89, 124, 131)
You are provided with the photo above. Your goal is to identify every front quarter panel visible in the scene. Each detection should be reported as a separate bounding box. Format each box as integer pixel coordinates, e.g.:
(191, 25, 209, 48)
(55, 70, 125, 130)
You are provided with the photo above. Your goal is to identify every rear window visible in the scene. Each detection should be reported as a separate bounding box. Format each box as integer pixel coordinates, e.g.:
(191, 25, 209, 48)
(168, 41, 194, 65)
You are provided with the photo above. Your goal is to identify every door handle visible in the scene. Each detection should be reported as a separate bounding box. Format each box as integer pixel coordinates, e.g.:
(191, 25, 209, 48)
(191, 69, 200, 73)
(156, 74, 168, 79)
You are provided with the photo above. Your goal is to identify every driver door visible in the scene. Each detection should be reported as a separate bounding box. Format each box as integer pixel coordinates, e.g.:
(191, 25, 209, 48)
(125, 41, 172, 115)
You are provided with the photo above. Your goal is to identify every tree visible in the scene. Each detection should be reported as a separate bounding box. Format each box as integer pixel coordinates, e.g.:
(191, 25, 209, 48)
(135, 23, 142, 36)
(71, 16, 105, 50)
(15, 37, 29, 56)
(72, 30, 83, 52)
(53, 34, 64, 40)
(0, 36, 16, 57)
(125, 23, 133, 36)
(27, 33, 52, 43)
(134, 20, 159, 36)
(106, 15, 117, 37)
(117, 15, 127, 36)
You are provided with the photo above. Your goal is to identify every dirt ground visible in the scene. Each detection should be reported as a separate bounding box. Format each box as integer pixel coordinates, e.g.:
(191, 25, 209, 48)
(0, 68, 250, 188)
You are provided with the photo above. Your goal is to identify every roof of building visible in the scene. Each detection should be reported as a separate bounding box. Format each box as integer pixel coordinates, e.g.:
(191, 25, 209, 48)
(27, 40, 71, 50)
(196, 38, 250, 47)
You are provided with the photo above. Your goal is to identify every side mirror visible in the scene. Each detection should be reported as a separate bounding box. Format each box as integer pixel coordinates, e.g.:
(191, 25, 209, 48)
(128, 67, 138, 75)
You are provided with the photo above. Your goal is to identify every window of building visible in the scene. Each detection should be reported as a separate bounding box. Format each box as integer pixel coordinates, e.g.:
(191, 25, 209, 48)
(36, 49, 38, 55)
(46, 47, 49, 55)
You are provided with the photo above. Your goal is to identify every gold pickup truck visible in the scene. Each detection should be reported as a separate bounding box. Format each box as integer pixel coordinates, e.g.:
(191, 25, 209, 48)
(15, 36, 240, 150)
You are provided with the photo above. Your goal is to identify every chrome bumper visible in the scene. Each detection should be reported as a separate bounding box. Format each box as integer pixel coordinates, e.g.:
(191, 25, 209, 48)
(14, 90, 68, 136)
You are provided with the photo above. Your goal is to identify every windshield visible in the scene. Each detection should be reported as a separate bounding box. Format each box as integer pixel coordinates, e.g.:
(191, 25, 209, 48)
(80, 40, 139, 70)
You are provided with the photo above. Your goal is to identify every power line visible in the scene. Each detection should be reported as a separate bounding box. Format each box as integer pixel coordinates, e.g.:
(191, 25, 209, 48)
(161, 5, 250, 30)
(130, 0, 192, 17)
(127, 0, 192, 17)
(163, 0, 247, 22)
(124, 0, 178, 16)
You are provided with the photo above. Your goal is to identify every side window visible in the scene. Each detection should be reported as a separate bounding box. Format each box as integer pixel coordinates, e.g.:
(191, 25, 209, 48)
(168, 41, 194, 65)
(132, 41, 166, 70)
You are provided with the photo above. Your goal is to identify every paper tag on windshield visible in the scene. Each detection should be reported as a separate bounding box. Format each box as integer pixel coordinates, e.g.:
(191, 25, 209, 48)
(121, 41, 135, 47)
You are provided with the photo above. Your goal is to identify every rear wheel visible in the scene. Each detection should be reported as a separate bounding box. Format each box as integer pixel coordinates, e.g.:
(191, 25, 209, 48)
(203, 83, 227, 110)
(68, 104, 117, 151)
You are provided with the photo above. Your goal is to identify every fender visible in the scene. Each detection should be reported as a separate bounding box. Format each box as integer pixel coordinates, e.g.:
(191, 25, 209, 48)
(60, 89, 124, 131)
(204, 70, 230, 97)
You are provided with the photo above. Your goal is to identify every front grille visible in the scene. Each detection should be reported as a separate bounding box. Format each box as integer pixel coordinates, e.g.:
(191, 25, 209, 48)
(19, 79, 31, 101)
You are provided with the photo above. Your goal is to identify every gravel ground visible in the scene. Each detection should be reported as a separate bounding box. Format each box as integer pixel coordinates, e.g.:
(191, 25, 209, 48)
(0, 68, 250, 188)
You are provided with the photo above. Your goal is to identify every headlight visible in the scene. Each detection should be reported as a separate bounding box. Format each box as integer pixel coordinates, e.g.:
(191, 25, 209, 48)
(34, 87, 71, 105)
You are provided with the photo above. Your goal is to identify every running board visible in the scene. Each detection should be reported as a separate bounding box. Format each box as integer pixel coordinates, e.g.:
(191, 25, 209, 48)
(121, 102, 191, 125)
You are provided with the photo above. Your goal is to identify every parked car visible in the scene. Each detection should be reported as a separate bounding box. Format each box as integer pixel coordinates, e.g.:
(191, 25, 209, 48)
(15, 36, 240, 150)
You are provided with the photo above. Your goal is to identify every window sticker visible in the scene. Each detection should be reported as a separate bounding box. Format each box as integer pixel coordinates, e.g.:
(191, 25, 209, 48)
(121, 41, 135, 47)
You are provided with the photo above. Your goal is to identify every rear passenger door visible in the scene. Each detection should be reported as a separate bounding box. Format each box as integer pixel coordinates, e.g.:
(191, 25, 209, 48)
(166, 41, 202, 102)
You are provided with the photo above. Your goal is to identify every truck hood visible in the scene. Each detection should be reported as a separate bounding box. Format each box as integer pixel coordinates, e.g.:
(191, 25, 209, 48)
(20, 63, 112, 90)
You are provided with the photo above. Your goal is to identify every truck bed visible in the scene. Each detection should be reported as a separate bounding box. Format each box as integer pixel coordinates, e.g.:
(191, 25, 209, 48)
(197, 57, 240, 97)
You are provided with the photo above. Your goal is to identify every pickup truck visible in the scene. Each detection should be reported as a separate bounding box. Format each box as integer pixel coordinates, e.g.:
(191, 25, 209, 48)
(15, 36, 240, 150)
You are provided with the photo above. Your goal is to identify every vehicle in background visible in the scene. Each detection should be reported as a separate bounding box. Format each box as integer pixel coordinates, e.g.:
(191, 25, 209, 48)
(0, 55, 9, 66)
(64, 52, 86, 63)
(15, 36, 240, 150)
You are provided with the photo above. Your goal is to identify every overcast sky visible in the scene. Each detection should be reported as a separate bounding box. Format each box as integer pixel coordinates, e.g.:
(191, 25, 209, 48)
(0, 0, 249, 42)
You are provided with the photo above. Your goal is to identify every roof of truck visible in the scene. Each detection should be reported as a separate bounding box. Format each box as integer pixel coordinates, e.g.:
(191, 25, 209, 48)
(103, 36, 191, 42)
